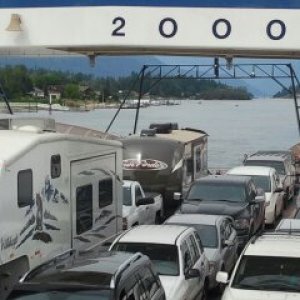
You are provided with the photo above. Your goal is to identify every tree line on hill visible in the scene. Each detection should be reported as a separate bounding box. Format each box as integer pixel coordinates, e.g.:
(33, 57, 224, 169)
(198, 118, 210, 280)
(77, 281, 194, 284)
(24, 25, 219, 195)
(0, 65, 253, 101)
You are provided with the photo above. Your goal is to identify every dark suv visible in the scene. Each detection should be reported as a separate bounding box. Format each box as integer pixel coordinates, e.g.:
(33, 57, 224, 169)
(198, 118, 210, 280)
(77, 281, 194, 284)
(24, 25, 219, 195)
(8, 251, 165, 300)
(178, 175, 265, 249)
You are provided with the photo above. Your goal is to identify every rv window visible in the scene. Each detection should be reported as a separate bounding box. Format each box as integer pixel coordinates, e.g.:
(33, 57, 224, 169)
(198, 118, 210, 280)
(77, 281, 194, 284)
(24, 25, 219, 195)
(51, 154, 61, 178)
(18, 169, 33, 208)
(76, 184, 93, 235)
(99, 178, 113, 208)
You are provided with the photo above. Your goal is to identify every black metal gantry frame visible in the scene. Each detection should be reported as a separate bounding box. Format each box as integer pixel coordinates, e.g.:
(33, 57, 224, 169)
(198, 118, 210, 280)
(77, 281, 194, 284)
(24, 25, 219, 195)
(106, 62, 300, 135)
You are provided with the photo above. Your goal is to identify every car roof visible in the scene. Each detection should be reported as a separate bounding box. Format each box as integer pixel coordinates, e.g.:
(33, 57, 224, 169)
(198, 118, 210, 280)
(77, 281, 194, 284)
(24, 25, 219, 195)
(227, 166, 275, 176)
(195, 175, 251, 185)
(25, 251, 146, 286)
(117, 225, 192, 245)
(276, 219, 300, 232)
(165, 214, 229, 226)
(245, 234, 300, 257)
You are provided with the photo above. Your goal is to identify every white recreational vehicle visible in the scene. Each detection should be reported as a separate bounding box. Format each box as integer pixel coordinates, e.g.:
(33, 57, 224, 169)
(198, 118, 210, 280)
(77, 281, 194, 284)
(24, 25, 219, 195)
(0, 117, 123, 298)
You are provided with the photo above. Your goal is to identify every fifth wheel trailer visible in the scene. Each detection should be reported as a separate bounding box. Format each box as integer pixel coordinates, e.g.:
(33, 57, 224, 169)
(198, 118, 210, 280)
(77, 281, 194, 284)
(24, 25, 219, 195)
(121, 123, 208, 215)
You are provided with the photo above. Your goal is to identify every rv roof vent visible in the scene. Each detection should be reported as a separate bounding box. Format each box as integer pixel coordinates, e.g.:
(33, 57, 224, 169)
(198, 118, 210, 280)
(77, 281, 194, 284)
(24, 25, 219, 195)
(11, 118, 56, 132)
(15, 125, 43, 133)
(149, 123, 178, 134)
(140, 129, 156, 137)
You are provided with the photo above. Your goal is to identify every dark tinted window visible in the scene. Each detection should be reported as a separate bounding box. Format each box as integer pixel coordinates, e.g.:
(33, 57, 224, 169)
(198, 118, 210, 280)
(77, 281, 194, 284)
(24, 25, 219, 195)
(99, 178, 113, 208)
(187, 182, 246, 202)
(232, 255, 300, 292)
(51, 154, 61, 178)
(250, 175, 270, 192)
(113, 243, 179, 276)
(76, 184, 93, 234)
(18, 169, 33, 207)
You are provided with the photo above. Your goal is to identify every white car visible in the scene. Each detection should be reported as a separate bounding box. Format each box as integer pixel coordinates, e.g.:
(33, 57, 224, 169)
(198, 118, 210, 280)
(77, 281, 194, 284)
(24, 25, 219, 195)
(122, 180, 163, 229)
(110, 225, 210, 300)
(164, 214, 238, 291)
(227, 166, 284, 226)
(217, 233, 300, 299)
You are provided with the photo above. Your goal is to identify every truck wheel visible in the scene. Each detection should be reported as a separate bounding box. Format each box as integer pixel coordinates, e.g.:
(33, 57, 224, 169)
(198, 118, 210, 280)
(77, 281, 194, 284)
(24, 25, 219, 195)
(155, 212, 161, 224)
(201, 280, 209, 300)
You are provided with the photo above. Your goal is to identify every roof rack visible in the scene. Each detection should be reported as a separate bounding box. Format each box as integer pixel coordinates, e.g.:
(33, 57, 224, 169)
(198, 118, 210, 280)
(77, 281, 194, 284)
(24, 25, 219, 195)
(112, 252, 144, 288)
(23, 249, 76, 281)
(250, 150, 291, 158)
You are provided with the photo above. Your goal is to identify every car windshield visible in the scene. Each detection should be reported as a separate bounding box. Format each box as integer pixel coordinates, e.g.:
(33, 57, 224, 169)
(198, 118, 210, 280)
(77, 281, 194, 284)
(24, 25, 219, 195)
(187, 182, 246, 202)
(112, 242, 179, 276)
(244, 160, 286, 175)
(244, 175, 271, 192)
(122, 186, 132, 206)
(232, 255, 300, 292)
(8, 289, 111, 300)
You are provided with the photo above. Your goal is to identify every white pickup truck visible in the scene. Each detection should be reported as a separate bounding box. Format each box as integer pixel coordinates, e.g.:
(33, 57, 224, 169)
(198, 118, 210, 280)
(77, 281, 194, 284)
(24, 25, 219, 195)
(122, 180, 164, 230)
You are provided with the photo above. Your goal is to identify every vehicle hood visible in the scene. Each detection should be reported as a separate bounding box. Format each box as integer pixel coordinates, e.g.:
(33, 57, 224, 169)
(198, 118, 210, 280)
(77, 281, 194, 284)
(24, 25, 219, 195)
(159, 275, 182, 299)
(122, 205, 133, 218)
(223, 288, 300, 300)
(204, 247, 219, 261)
(179, 201, 248, 218)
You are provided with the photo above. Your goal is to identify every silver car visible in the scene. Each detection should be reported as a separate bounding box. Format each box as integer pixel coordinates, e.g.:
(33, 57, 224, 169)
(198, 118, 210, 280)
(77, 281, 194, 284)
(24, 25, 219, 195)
(165, 214, 238, 291)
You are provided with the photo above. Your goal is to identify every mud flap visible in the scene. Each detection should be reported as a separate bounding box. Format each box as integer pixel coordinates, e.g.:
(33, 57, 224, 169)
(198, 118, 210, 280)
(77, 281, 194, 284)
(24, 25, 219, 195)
(0, 256, 29, 299)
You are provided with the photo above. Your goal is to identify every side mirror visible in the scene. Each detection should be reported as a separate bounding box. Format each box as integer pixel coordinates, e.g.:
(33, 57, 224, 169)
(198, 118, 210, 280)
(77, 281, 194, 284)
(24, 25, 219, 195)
(274, 187, 284, 193)
(216, 271, 229, 284)
(136, 197, 154, 206)
(174, 192, 182, 201)
(224, 239, 234, 247)
(250, 195, 265, 205)
(185, 268, 200, 279)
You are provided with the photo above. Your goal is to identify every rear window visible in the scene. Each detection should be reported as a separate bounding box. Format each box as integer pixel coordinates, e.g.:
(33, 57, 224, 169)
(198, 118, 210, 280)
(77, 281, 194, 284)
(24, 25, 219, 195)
(30, 271, 112, 286)
(250, 175, 271, 192)
(244, 160, 286, 175)
(187, 182, 246, 202)
(8, 288, 111, 300)
(112, 242, 179, 276)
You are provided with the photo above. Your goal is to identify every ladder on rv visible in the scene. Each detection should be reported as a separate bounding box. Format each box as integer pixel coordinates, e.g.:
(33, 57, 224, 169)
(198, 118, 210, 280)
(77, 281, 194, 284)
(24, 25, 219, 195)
(0, 81, 13, 114)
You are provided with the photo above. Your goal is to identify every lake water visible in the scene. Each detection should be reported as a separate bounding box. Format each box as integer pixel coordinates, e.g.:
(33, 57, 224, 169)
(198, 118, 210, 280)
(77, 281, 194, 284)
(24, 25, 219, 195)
(9, 98, 300, 169)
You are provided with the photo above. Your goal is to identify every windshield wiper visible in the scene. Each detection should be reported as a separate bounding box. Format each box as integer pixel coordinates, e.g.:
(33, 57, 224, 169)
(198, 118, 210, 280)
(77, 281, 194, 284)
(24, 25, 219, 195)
(185, 198, 204, 202)
(214, 199, 239, 203)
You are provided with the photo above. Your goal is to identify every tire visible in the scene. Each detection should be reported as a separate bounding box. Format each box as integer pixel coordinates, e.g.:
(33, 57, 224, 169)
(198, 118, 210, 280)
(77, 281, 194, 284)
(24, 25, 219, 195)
(201, 282, 208, 300)
(272, 207, 277, 228)
(155, 212, 161, 224)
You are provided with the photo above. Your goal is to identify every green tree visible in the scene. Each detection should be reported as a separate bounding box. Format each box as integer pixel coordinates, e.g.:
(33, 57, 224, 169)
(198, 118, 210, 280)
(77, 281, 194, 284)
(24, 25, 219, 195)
(63, 84, 80, 99)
